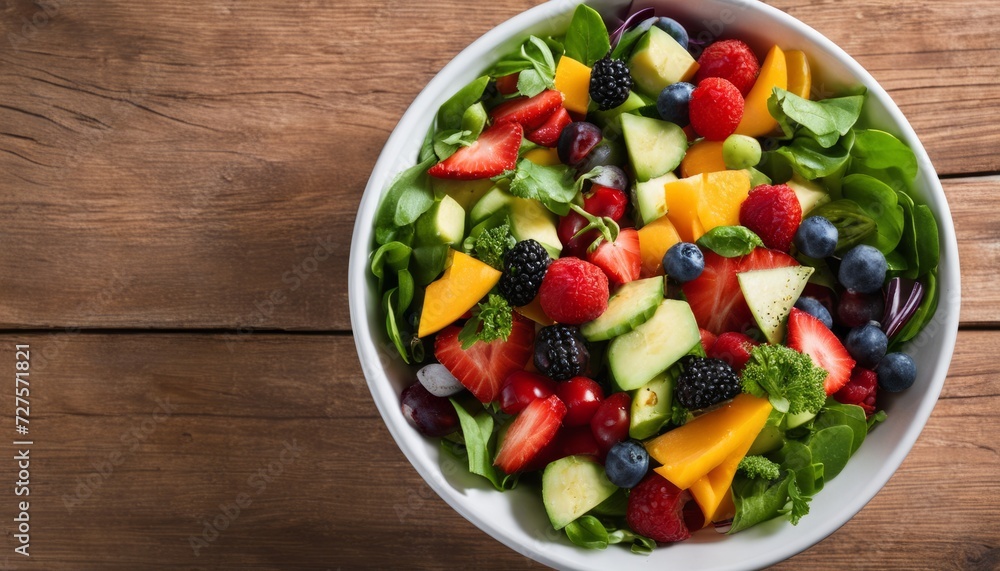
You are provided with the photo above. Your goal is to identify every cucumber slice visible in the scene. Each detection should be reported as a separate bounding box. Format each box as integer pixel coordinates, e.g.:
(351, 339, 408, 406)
(607, 299, 700, 390)
(621, 114, 688, 182)
(542, 455, 619, 530)
(580, 277, 665, 342)
(738, 266, 814, 344)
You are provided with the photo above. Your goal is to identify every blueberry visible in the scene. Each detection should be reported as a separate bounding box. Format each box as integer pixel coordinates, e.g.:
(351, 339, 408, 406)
(838, 245, 887, 294)
(794, 296, 833, 329)
(794, 216, 839, 259)
(604, 440, 649, 488)
(662, 242, 704, 283)
(656, 82, 695, 127)
(652, 17, 689, 50)
(876, 352, 917, 392)
(845, 321, 888, 369)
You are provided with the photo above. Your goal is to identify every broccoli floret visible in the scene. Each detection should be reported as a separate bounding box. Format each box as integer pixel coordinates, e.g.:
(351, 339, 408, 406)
(741, 344, 827, 415)
(737, 455, 781, 481)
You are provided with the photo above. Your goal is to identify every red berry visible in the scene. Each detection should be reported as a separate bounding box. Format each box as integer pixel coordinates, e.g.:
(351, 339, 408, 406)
(499, 371, 557, 415)
(590, 392, 631, 454)
(708, 332, 760, 373)
(428, 121, 523, 180)
(490, 89, 565, 130)
(739, 184, 802, 252)
(626, 472, 696, 543)
(495, 73, 520, 96)
(587, 228, 642, 285)
(699, 328, 718, 354)
(695, 40, 761, 97)
(689, 77, 744, 141)
(434, 316, 535, 403)
(584, 185, 628, 222)
(494, 395, 567, 474)
(834, 367, 879, 416)
(526, 106, 572, 147)
(539, 258, 610, 324)
(556, 376, 605, 427)
(787, 308, 856, 395)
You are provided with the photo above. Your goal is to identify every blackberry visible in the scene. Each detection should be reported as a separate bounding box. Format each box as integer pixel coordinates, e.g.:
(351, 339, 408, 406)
(589, 57, 633, 111)
(534, 324, 589, 381)
(499, 239, 551, 307)
(675, 356, 741, 410)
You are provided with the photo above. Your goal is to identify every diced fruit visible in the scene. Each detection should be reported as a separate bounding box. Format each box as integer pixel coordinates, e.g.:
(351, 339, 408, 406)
(722, 134, 762, 170)
(656, 81, 695, 127)
(557, 376, 605, 427)
(689, 77, 744, 141)
(664, 174, 706, 242)
(839, 244, 888, 294)
(785, 50, 812, 100)
(495, 394, 567, 474)
(605, 440, 650, 488)
(787, 307, 856, 395)
(628, 26, 699, 97)
(629, 372, 674, 440)
(675, 356, 742, 410)
(833, 366, 878, 415)
(584, 185, 628, 222)
(608, 299, 701, 390)
(687, 418, 758, 524)
(418, 250, 502, 338)
(680, 139, 726, 178)
(499, 371, 557, 415)
(739, 183, 802, 252)
(738, 265, 815, 344)
(620, 114, 688, 182)
(553, 56, 593, 116)
(470, 186, 562, 258)
(539, 258, 610, 325)
(526, 106, 572, 147)
(785, 174, 831, 217)
(708, 332, 759, 374)
(735, 45, 787, 137)
(626, 472, 695, 543)
(431, 177, 494, 212)
(699, 170, 751, 231)
(591, 90, 646, 133)
(557, 121, 604, 167)
(663, 242, 704, 283)
(542, 455, 618, 530)
(428, 121, 523, 180)
(514, 295, 555, 326)
(652, 17, 689, 50)
(522, 146, 562, 166)
(534, 324, 590, 381)
(694, 39, 761, 97)
(645, 393, 772, 489)
(587, 227, 642, 285)
(415, 194, 466, 247)
(638, 215, 683, 277)
(490, 89, 565, 130)
(633, 172, 677, 227)
(590, 392, 632, 454)
(682, 248, 798, 334)
(433, 316, 535, 403)
(556, 210, 595, 259)
(581, 276, 664, 341)
(400, 382, 460, 437)
(877, 352, 917, 392)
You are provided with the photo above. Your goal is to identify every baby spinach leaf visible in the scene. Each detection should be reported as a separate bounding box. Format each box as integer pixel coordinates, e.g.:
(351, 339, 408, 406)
(506, 159, 578, 215)
(420, 124, 437, 163)
(590, 489, 628, 517)
(697, 225, 765, 257)
(841, 174, 904, 255)
(490, 36, 557, 97)
(867, 410, 888, 431)
(913, 204, 940, 275)
(809, 200, 877, 254)
(374, 157, 437, 245)
(808, 425, 854, 480)
(730, 473, 792, 533)
(565, 515, 610, 550)
(411, 244, 450, 286)
(848, 129, 918, 188)
(382, 288, 410, 364)
(768, 89, 864, 147)
(813, 401, 868, 455)
(449, 399, 503, 490)
(772, 440, 822, 496)
(437, 76, 490, 132)
(774, 136, 852, 180)
(371, 241, 413, 283)
(564, 4, 611, 67)
(606, 526, 656, 555)
(894, 190, 920, 279)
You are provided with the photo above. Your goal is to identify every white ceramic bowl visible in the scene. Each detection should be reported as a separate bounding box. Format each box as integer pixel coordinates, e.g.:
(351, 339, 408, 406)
(349, 1, 961, 568)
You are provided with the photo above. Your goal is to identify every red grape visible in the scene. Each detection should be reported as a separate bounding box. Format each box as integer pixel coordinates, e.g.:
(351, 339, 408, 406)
(556, 376, 605, 427)
(590, 392, 631, 453)
(499, 371, 557, 415)
(400, 382, 459, 437)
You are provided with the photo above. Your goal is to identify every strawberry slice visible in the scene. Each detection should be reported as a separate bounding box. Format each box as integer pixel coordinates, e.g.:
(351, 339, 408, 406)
(494, 394, 567, 474)
(490, 89, 564, 130)
(708, 332, 760, 373)
(433, 316, 535, 403)
(683, 248, 798, 334)
(587, 228, 641, 285)
(428, 121, 523, 180)
(787, 308, 856, 395)
(526, 106, 572, 147)
(699, 328, 718, 354)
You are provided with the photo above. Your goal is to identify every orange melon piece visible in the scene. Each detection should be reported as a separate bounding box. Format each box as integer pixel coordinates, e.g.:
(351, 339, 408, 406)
(698, 170, 752, 231)
(688, 418, 760, 524)
(554, 56, 592, 116)
(637, 215, 682, 278)
(514, 295, 555, 326)
(523, 147, 562, 166)
(785, 50, 812, 100)
(680, 140, 727, 178)
(735, 45, 787, 137)
(417, 250, 501, 338)
(645, 393, 772, 490)
(664, 174, 706, 243)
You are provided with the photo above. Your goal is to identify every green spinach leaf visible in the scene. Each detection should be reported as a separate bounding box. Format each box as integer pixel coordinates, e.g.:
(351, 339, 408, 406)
(564, 515, 610, 550)
(448, 399, 503, 490)
(848, 129, 918, 188)
(437, 76, 490, 132)
(374, 157, 437, 245)
(564, 4, 611, 66)
(697, 225, 765, 257)
(808, 425, 854, 480)
(841, 174, 904, 254)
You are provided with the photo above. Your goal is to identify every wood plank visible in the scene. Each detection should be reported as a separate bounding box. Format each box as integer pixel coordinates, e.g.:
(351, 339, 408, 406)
(0, 331, 995, 569)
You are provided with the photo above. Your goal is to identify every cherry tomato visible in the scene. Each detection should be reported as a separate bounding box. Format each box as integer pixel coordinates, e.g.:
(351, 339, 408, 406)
(584, 185, 628, 222)
(556, 376, 605, 427)
(590, 392, 631, 454)
(499, 371, 557, 415)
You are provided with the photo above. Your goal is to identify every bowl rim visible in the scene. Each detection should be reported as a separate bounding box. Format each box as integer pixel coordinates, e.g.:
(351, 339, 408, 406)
(348, 1, 962, 568)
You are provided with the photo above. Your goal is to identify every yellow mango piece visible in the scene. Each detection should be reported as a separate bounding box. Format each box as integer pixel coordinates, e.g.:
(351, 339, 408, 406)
(431, 177, 494, 212)
(713, 488, 736, 523)
(523, 147, 562, 167)
(785, 50, 812, 100)
(680, 140, 727, 178)
(637, 215, 682, 278)
(417, 250, 501, 338)
(698, 170, 751, 231)
(735, 45, 787, 137)
(646, 393, 772, 490)
(688, 419, 760, 525)
(554, 56, 592, 116)
(514, 295, 555, 326)
(664, 174, 706, 243)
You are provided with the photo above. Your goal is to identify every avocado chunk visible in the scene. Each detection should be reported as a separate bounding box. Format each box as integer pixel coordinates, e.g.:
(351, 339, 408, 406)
(629, 371, 676, 440)
(621, 114, 688, 182)
(415, 194, 465, 246)
(628, 26, 699, 97)
(469, 186, 562, 257)
(608, 299, 701, 390)
(633, 172, 677, 227)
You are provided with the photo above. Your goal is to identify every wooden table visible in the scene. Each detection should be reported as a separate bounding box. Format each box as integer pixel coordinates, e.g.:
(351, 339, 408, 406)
(1, 0, 997, 569)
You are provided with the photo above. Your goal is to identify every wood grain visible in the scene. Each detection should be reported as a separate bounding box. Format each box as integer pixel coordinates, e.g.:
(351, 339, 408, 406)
(0, 332, 995, 570)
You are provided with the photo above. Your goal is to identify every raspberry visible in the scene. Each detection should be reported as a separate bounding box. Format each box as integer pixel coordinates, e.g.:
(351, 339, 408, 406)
(589, 57, 633, 110)
(626, 473, 698, 543)
(675, 356, 742, 410)
(833, 366, 878, 415)
(738, 184, 802, 251)
(538, 258, 609, 325)
(689, 77, 744, 141)
(695, 40, 761, 97)
(708, 332, 760, 373)
(498, 239, 551, 306)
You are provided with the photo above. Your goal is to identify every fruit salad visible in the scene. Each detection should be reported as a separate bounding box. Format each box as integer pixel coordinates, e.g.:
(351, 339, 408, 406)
(371, 3, 940, 553)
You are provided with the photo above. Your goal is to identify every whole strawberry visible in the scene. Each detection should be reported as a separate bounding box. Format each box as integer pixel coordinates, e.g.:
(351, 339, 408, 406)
(689, 77, 744, 141)
(539, 258, 609, 324)
(739, 184, 802, 251)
